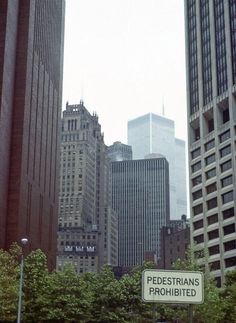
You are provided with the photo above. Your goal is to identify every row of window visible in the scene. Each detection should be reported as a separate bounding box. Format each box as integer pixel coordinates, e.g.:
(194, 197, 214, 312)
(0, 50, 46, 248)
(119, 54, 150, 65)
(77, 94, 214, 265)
(192, 159, 232, 189)
(193, 190, 234, 216)
(209, 256, 236, 272)
(193, 208, 235, 231)
(191, 107, 230, 144)
(191, 144, 231, 173)
(194, 223, 236, 244)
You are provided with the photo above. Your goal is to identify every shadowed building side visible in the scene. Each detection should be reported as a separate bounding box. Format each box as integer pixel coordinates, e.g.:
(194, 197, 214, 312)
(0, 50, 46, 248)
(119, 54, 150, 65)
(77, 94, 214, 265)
(0, 0, 65, 269)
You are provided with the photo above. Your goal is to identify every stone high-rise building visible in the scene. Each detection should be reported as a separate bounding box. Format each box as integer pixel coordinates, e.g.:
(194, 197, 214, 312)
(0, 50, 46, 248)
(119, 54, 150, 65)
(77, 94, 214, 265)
(57, 102, 118, 273)
(0, 0, 65, 269)
(185, 0, 236, 286)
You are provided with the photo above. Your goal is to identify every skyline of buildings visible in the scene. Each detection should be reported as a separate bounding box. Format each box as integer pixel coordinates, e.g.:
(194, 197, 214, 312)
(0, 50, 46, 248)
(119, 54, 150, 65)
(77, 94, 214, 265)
(2, 0, 236, 286)
(111, 157, 170, 267)
(185, 0, 236, 286)
(0, 0, 65, 269)
(128, 112, 187, 220)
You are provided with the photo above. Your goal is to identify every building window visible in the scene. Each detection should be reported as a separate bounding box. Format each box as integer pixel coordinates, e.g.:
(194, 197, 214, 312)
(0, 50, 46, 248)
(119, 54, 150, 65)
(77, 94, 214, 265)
(225, 257, 236, 268)
(193, 203, 203, 216)
(221, 160, 232, 173)
(220, 145, 231, 158)
(223, 224, 235, 236)
(187, 0, 199, 114)
(205, 154, 215, 166)
(192, 161, 201, 173)
(192, 175, 202, 187)
(206, 182, 217, 194)
(206, 168, 216, 180)
(194, 234, 204, 244)
(209, 260, 220, 271)
(222, 207, 234, 220)
(192, 189, 202, 201)
(214, 0, 228, 95)
(224, 240, 236, 252)
(222, 191, 234, 204)
(205, 139, 215, 151)
(207, 213, 218, 225)
(219, 130, 230, 143)
(191, 147, 201, 159)
(207, 197, 217, 210)
(208, 244, 219, 256)
(193, 219, 204, 230)
(221, 175, 233, 188)
(208, 229, 219, 240)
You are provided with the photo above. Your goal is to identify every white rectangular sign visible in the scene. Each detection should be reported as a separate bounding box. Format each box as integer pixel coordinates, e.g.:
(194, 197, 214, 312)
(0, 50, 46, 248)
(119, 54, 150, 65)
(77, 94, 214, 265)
(142, 269, 204, 304)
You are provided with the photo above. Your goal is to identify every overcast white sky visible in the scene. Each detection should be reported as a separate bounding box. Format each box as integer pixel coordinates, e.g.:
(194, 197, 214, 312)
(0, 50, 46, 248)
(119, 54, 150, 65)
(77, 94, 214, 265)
(63, 0, 187, 146)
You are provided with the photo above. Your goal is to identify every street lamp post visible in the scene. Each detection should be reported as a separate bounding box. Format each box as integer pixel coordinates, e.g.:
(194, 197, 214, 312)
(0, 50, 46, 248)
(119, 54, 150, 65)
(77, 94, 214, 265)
(17, 238, 28, 323)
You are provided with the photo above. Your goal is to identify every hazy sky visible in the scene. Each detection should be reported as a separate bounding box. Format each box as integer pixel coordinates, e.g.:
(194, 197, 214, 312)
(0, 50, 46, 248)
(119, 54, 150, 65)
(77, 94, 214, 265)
(63, 0, 187, 146)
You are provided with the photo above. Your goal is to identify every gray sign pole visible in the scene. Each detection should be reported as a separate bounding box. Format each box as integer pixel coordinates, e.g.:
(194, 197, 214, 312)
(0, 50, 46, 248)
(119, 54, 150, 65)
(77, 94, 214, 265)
(188, 304, 193, 323)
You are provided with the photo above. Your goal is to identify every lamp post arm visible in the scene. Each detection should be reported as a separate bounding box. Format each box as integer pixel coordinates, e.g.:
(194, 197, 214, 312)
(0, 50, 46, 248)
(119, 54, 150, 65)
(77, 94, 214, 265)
(17, 254, 24, 323)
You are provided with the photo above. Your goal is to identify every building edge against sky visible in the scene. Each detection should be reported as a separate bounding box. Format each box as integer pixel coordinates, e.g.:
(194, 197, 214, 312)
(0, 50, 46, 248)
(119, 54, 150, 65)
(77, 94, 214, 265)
(128, 112, 187, 220)
(0, 0, 65, 269)
(185, 0, 236, 285)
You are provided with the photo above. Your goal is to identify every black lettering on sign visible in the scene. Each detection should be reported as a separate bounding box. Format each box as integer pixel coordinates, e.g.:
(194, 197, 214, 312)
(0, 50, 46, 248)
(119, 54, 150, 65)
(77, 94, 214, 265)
(147, 276, 152, 284)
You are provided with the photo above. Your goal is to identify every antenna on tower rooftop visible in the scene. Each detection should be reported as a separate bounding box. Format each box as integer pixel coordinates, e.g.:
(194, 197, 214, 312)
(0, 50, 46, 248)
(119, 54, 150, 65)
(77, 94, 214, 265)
(162, 96, 165, 116)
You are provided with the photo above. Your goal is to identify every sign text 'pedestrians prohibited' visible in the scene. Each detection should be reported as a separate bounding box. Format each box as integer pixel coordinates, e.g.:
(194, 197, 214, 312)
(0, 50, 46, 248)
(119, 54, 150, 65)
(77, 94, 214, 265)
(142, 270, 204, 304)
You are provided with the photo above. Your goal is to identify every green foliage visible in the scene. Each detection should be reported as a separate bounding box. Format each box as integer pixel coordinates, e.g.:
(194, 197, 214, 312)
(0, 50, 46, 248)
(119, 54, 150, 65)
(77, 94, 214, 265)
(1, 244, 236, 322)
(221, 269, 236, 323)
(0, 243, 21, 322)
(23, 249, 49, 322)
(171, 249, 225, 323)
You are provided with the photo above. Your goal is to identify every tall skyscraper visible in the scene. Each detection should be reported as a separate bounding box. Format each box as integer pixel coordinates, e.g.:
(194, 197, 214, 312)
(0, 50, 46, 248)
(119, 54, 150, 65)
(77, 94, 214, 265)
(185, 0, 236, 285)
(0, 0, 65, 269)
(128, 113, 187, 219)
(111, 157, 170, 267)
(107, 141, 132, 162)
(57, 102, 118, 274)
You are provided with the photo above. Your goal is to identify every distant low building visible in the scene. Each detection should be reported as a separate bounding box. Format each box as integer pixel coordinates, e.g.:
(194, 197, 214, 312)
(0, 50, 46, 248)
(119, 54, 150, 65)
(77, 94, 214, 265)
(158, 215, 190, 269)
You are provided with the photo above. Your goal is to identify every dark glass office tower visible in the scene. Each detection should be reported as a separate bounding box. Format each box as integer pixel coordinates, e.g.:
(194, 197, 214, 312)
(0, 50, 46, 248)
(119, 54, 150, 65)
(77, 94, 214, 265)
(111, 157, 170, 267)
(185, 0, 236, 285)
(0, 0, 65, 269)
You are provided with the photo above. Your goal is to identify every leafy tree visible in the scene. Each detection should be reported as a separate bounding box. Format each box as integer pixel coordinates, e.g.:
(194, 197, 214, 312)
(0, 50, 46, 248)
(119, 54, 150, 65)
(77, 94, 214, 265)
(0, 243, 21, 322)
(221, 269, 236, 323)
(88, 265, 128, 323)
(119, 263, 155, 322)
(23, 249, 49, 322)
(41, 264, 93, 322)
(170, 251, 225, 323)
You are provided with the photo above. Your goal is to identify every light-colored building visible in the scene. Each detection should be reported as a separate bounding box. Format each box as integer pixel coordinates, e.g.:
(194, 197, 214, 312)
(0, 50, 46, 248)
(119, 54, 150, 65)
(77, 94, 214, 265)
(107, 141, 132, 162)
(128, 113, 187, 219)
(111, 157, 170, 267)
(185, 0, 236, 286)
(57, 101, 118, 273)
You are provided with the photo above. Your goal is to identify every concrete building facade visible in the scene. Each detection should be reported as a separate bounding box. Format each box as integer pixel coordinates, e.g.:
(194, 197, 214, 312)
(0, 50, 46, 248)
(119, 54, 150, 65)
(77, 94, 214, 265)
(128, 113, 187, 220)
(111, 157, 170, 267)
(185, 0, 236, 285)
(0, 0, 65, 269)
(57, 102, 118, 274)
